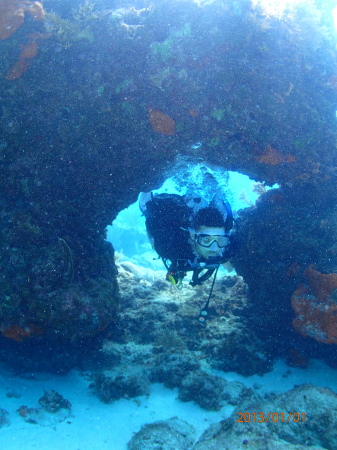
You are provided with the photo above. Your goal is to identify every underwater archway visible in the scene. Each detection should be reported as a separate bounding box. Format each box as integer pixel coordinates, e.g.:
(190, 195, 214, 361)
(106, 167, 272, 270)
(0, 0, 336, 354)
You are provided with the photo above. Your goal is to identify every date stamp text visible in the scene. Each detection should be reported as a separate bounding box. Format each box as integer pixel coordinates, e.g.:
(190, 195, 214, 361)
(237, 412, 306, 423)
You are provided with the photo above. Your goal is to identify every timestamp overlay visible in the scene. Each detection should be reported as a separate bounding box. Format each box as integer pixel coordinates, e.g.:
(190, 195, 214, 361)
(237, 412, 306, 423)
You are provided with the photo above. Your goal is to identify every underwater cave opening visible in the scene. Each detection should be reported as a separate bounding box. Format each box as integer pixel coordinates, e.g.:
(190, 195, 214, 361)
(106, 166, 277, 271)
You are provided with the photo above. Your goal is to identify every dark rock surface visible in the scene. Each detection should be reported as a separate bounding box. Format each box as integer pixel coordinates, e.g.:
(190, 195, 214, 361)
(178, 370, 253, 411)
(0, 0, 337, 351)
(92, 367, 151, 403)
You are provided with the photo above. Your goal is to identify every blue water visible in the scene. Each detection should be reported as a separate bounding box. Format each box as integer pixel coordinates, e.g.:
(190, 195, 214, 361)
(106, 168, 274, 263)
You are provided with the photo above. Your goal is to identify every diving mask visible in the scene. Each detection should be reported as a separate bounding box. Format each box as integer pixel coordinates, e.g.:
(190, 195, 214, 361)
(193, 227, 229, 249)
(196, 234, 228, 248)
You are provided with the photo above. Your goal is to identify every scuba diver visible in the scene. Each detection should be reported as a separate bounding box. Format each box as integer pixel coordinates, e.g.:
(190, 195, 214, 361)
(140, 191, 237, 322)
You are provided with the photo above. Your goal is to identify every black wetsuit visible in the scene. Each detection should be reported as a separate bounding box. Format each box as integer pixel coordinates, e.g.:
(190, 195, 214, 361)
(145, 193, 236, 285)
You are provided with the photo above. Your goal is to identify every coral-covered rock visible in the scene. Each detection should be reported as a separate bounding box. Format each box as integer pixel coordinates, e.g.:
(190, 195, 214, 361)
(178, 370, 252, 411)
(231, 184, 337, 361)
(127, 417, 196, 450)
(214, 331, 273, 376)
(194, 384, 337, 449)
(115, 263, 269, 377)
(1, 0, 337, 365)
(18, 390, 71, 426)
(150, 353, 200, 388)
(266, 384, 337, 448)
(0, 0, 45, 40)
(0, 237, 119, 342)
(291, 268, 337, 344)
(38, 389, 71, 413)
(92, 368, 151, 403)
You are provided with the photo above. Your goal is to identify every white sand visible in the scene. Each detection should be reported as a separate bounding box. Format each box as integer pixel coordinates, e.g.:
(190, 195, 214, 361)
(0, 359, 336, 449)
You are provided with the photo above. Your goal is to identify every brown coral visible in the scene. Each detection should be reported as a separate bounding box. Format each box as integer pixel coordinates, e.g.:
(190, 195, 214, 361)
(257, 145, 296, 166)
(291, 284, 337, 344)
(149, 108, 176, 136)
(0, 1, 45, 40)
(6, 40, 38, 80)
(291, 267, 337, 344)
(1, 323, 44, 341)
(304, 266, 337, 302)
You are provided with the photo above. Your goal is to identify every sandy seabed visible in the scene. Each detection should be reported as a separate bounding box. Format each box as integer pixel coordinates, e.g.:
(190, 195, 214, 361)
(0, 359, 336, 449)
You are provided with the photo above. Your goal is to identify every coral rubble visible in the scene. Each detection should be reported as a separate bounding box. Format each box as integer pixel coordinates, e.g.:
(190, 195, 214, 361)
(91, 262, 268, 410)
(18, 390, 71, 426)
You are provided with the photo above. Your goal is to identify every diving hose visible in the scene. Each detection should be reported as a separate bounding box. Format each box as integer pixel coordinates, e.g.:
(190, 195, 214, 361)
(198, 265, 219, 324)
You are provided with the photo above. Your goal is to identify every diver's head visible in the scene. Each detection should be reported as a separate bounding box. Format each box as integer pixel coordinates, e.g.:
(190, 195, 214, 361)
(189, 207, 229, 260)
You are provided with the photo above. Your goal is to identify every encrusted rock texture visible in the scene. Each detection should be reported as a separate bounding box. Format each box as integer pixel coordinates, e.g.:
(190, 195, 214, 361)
(126, 384, 337, 450)
(88, 263, 337, 449)
(1, 0, 337, 347)
(90, 263, 265, 406)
